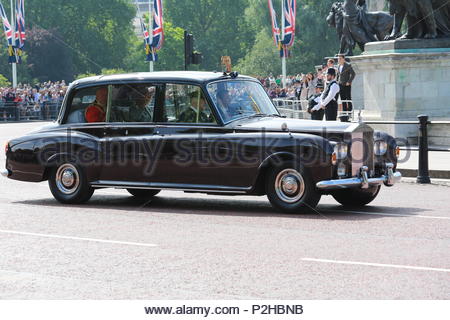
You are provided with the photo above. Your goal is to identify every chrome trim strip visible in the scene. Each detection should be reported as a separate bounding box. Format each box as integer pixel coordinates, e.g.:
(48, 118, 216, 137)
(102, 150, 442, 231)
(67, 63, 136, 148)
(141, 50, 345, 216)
(316, 171, 402, 190)
(1, 169, 8, 178)
(90, 180, 250, 194)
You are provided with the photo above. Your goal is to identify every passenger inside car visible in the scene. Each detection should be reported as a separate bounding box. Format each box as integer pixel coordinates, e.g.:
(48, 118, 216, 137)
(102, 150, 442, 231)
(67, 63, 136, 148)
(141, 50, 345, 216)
(109, 85, 155, 123)
(178, 91, 214, 123)
(85, 87, 108, 123)
(127, 86, 155, 123)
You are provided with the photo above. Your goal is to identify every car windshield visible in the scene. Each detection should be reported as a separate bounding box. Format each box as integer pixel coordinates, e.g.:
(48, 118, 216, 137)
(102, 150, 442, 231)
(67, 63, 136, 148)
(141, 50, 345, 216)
(206, 80, 279, 123)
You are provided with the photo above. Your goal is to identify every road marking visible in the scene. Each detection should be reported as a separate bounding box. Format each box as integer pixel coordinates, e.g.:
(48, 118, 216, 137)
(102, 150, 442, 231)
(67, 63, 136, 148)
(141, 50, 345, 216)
(0, 229, 157, 248)
(302, 258, 450, 273)
(322, 209, 450, 220)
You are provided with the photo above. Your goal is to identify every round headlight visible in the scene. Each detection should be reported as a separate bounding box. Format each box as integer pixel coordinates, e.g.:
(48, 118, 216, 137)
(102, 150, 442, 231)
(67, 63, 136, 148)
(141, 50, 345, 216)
(374, 140, 387, 156)
(334, 143, 348, 160)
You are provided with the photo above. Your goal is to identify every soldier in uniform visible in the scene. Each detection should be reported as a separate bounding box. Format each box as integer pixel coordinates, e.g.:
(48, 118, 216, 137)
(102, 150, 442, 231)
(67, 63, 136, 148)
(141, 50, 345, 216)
(319, 68, 340, 121)
(179, 91, 214, 123)
(85, 87, 108, 123)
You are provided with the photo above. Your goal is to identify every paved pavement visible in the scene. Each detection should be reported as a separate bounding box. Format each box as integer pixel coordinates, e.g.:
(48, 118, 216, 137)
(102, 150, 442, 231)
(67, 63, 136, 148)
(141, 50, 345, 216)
(0, 122, 449, 299)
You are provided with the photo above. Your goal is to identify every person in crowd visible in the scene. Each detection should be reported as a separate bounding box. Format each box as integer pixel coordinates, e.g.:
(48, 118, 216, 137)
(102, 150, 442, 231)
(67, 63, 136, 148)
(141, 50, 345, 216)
(294, 80, 302, 101)
(337, 53, 356, 112)
(326, 59, 337, 75)
(300, 74, 309, 110)
(306, 72, 317, 99)
(319, 68, 340, 121)
(307, 82, 325, 120)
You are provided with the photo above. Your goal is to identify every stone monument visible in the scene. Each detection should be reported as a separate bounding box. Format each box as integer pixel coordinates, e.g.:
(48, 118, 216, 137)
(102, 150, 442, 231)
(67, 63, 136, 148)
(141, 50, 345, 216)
(367, 0, 385, 11)
(348, 0, 450, 146)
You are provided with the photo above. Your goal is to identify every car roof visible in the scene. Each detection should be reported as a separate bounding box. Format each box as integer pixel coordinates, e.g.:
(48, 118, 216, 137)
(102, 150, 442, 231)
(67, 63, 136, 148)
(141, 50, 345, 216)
(72, 71, 256, 87)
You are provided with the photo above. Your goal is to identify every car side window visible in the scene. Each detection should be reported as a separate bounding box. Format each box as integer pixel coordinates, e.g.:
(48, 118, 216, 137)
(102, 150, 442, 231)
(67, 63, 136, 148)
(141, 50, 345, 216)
(66, 86, 108, 124)
(109, 84, 156, 123)
(163, 84, 216, 124)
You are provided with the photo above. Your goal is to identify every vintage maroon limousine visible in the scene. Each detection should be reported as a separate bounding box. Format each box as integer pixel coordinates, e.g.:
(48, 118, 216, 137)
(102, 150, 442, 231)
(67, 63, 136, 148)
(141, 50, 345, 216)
(2, 72, 401, 213)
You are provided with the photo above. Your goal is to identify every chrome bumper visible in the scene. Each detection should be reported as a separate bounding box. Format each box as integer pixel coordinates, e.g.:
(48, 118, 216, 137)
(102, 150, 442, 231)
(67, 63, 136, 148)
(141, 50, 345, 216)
(1, 169, 9, 178)
(316, 163, 402, 190)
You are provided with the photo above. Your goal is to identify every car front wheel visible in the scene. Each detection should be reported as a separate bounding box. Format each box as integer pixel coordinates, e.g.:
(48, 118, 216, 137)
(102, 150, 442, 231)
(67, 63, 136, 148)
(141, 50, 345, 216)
(266, 162, 321, 213)
(48, 162, 94, 204)
(331, 185, 381, 207)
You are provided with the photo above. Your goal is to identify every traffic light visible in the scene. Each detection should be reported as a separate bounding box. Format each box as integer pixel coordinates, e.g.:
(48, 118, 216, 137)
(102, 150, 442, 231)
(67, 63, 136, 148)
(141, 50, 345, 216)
(184, 31, 202, 70)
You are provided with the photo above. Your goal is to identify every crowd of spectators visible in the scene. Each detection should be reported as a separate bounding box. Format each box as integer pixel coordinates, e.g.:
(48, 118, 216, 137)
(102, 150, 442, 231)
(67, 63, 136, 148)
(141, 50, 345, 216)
(0, 81, 68, 120)
(257, 59, 337, 102)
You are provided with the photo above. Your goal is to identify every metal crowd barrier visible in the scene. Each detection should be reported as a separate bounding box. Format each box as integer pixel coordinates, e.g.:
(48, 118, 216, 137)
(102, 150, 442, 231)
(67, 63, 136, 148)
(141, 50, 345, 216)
(0, 102, 62, 122)
(273, 98, 355, 121)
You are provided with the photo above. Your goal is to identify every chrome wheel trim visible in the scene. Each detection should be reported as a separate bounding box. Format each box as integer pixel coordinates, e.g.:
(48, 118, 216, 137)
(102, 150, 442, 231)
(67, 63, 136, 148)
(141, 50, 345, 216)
(275, 169, 305, 204)
(55, 164, 80, 195)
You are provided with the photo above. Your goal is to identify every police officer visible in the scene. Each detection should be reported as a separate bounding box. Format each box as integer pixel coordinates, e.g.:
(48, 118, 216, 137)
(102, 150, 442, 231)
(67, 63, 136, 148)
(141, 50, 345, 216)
(320, 68, 340, 121)
(307, 81, 324, 120)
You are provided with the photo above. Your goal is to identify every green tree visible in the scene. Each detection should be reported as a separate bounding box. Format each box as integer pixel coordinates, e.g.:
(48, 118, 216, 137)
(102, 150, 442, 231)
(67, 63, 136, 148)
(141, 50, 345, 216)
(25, 0, 135, 78)
(235, 30, 281, 76)
(124, 21, 185, 72)
(164, 0, 252, 70)
(0, 74, 11, 87)
(237, 0, 339, 75)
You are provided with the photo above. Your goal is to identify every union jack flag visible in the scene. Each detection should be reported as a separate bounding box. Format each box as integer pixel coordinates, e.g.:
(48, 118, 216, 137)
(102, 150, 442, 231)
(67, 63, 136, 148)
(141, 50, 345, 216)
(268, 0, 296, 58)
(150, 0, 164, 51)
(15, 0, 25, 50)
(281, 0, 296, 48)
(268, 0, 280, 46)
(0, 2, 13, 46)
(140, 17, 156, 62)
(0, 1, 18, 63)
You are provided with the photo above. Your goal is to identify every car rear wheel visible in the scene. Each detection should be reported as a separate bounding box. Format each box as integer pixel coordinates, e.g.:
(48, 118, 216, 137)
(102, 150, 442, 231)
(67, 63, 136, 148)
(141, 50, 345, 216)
(331, 185, 381, 207)
(127, 189, 161, 199)
(266, 162, 321, 213)
(48, 163, 94, 204)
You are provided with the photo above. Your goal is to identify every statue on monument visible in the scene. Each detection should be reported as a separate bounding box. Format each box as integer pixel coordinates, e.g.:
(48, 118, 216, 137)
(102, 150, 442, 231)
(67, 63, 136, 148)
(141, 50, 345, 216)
(327, 0, 394, 55)
(385, 0, 450, 40)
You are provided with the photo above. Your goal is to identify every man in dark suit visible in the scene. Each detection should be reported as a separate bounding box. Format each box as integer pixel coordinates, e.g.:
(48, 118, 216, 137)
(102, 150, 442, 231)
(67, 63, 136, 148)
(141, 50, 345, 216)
(337, 54, 356, 112)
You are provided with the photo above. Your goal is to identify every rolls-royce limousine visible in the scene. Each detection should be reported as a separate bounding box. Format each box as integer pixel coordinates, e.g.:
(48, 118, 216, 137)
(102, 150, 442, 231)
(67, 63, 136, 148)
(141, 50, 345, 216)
(2, 72, 401, 213)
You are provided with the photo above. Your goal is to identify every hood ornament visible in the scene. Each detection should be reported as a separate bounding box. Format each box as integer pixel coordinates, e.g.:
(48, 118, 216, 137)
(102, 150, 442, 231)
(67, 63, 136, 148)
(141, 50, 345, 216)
(281, 122, 293, 138)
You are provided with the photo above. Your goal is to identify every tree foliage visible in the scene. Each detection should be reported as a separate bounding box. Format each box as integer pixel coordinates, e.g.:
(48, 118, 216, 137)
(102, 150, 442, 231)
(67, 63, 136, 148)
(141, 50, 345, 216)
(0, 0, 343, 82)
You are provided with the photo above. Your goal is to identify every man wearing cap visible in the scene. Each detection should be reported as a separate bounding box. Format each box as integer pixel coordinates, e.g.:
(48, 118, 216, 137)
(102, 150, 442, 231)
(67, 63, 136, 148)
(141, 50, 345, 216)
(337, 54, 356, 113)
(308, 81, 324, 120)
(319, 68, 340, 121)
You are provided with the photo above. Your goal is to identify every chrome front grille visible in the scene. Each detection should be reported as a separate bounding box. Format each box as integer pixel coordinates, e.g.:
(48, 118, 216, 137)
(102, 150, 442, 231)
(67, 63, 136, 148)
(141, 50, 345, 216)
(351, 130, 374, 177)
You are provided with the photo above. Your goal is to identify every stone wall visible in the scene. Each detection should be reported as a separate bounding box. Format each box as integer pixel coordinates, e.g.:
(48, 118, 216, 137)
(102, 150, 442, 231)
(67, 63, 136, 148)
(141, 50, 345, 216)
(350, 43, 450, 146)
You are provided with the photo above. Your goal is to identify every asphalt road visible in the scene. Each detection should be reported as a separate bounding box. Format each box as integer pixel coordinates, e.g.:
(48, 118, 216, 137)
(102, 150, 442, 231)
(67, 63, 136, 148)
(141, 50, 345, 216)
(0, 122, 449, 299)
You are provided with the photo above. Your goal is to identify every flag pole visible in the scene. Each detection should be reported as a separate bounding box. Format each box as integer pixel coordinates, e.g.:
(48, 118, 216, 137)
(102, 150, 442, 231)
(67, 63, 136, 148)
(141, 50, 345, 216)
(10, 0, 17, 88)
(148, 0, 154, 72)
(281, 0, 286, 89)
